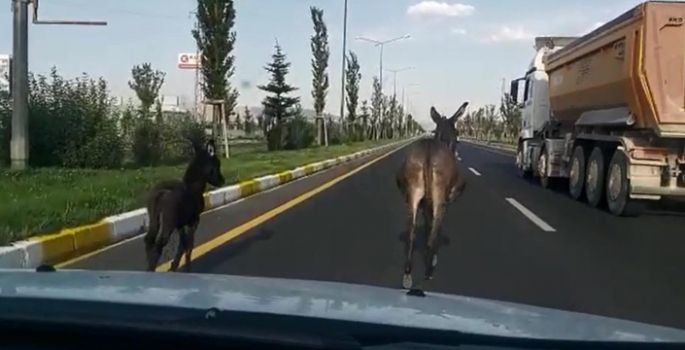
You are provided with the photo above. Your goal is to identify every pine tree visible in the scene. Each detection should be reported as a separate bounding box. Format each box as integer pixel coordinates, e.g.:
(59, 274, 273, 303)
(258, 42, 300, 150)
(243, 106, 254, 134)
(310, 6, 330, 146)
(234, 111, 242, 130)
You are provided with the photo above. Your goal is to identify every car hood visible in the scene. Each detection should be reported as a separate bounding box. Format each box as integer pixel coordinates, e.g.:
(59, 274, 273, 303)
(0, 269, 684, 343)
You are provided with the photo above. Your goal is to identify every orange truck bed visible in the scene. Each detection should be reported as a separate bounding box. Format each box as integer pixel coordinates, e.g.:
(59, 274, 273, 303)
(544, 1, 685, 138)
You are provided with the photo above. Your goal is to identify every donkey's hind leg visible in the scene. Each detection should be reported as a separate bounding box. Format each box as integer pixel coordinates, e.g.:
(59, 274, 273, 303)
(169, 229, 188, 272)
(146, 212, 175, 272)
(425, 198, 448, 281)
(183, 221, 199, 272)
(403, 189, 424, 290)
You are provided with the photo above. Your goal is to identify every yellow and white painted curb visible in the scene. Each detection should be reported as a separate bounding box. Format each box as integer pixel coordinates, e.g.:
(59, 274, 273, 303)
(0, 138, 418, 269)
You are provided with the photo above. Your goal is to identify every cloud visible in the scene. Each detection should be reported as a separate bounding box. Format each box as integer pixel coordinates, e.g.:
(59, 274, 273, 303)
(484, 25, 535, 43)
(407, 1, 475, 19)
(451, 28, 467, 35)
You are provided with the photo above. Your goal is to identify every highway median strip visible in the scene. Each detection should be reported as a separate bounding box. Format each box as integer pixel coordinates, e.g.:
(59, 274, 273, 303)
(0, 137, 418, 269)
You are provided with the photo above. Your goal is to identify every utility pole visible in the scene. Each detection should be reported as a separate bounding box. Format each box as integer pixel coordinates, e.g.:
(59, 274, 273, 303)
(190, 11, 200, 121)
(339, 0, 348, 140)
(10, 0, 106, 170)
(11, 0, 29, 170)
(355, 34, 410, 96)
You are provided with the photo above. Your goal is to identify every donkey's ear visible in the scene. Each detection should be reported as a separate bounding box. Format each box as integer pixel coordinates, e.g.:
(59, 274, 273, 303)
(448, 102, 469, 124)
(190, 139, 203, 155)
(430, 107, 443, 124)
(205, 140, 216, 157)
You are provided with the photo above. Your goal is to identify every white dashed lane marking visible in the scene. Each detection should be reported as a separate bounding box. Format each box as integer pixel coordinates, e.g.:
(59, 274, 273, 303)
(505, 198, 556, 232)
(468, 167, 481, 176)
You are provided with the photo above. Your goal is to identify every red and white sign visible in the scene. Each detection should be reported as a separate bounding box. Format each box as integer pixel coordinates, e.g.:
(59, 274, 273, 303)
(178, 53, 201, 69)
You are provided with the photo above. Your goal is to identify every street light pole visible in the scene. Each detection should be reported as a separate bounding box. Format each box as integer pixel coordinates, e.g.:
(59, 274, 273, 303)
(339, 0, 348, 139)
(386, 66, 414, 99)
(11, 0, 29, 170)
(10, 0, 107, 170)
(355, 34, 410, 96)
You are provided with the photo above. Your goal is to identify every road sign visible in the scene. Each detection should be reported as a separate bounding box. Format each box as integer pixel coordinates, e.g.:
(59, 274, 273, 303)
(178, 53, 201, 69)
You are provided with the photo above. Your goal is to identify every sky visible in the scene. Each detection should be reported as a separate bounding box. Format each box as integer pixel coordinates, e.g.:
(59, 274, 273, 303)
(0, 0, 654, 129)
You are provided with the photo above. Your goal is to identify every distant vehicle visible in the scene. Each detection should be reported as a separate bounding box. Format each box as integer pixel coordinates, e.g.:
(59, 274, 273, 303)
(510, 1, 685, 217)
(2, 269, 685, 349)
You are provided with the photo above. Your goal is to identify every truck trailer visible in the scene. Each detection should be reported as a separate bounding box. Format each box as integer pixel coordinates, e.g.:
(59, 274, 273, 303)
(510, 1, 685, 216)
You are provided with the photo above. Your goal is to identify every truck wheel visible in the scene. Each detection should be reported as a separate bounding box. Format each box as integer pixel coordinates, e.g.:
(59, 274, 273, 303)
(585, 147, 608, 207)
(606, 151, 645, 217)
(537, 147, 554, 189)
(516, 143, 532, 179)
(568, 146, 586, 200)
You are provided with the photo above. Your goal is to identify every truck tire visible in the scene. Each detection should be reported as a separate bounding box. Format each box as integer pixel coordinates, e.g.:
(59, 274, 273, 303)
(516, 143, 532, 179)
(568, 145, 586, 200)
(585, 147, 608, 207)
(606, 151, 645, 217)
(537, 147, 555, 189)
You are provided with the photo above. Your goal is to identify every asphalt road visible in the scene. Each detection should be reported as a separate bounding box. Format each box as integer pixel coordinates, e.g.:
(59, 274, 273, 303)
(65, 140, 685, 330)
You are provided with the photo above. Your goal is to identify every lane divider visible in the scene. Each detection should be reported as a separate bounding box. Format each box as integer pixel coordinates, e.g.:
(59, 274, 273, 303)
(0, 137, 419, 269)
(505, 198, 556, 232)
(468, 167, 482, 176)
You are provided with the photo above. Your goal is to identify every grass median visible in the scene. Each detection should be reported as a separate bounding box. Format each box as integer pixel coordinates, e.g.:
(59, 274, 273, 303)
(1, 139, 401, 245)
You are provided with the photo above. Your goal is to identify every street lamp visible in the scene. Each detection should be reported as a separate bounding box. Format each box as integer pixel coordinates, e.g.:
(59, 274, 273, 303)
(338, 0, 348, 146)
(386, 66, 414, 98)
(402, 82, 419, 110)
(355, 34, 410, 95)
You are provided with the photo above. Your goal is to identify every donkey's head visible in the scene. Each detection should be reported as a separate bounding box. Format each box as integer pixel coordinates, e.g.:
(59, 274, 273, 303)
(430, 102, 468, 152)
(184, 139, 226, 188)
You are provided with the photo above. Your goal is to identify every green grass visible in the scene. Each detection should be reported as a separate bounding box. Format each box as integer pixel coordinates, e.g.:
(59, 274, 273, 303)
(0, 139, 400, 245)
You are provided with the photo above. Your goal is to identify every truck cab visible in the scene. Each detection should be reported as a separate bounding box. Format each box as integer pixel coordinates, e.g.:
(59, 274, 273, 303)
(510, 37, 577, 181)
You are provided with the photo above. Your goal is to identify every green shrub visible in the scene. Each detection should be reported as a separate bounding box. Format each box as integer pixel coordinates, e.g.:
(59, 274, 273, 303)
(284, 114, 315, 150)
(132, 118, 163, 166)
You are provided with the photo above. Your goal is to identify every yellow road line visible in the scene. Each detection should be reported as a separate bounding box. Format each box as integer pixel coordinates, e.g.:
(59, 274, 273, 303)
(155, 142, 412, 272)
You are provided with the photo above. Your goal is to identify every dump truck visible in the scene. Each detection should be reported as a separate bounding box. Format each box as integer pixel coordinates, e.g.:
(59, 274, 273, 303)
(510, 1, 685, 216)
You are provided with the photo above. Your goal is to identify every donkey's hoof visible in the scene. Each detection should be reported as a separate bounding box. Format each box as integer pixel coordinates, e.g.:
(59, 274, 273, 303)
(402, 274, 413, 290)
(407, 288, 426, 297)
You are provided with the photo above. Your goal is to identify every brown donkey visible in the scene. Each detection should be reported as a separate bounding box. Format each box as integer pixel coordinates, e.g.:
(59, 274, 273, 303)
(396, 102, 468, 295)
(144, 139, 225, 272)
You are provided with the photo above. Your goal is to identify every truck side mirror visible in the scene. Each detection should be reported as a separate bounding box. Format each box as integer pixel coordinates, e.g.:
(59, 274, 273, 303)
(510, 80, 519, 104)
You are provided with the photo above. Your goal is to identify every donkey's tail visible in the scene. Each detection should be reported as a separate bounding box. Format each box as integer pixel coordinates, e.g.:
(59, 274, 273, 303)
(423, 147, 433, 201)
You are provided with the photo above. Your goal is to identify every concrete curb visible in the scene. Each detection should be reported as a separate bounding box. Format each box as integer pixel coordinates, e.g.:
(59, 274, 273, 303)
(0, 138, 418, 269)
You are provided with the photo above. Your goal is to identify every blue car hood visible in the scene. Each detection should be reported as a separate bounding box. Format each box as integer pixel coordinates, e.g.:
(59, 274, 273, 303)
(0, 269, 684, 343)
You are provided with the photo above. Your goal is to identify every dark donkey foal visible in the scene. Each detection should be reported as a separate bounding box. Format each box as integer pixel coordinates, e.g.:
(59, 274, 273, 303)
(396, 102, 469, 294)
(144, 139, 225, 272)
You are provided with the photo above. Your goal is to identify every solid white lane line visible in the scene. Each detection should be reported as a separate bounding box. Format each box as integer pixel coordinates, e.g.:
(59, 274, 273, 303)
(505, 198, 556, 232)
(468, 167, 481, 176)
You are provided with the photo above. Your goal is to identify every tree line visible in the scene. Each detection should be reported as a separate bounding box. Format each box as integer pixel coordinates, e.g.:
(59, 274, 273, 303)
(457, 94, 522, 143)
(0, 0, 423, 168)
